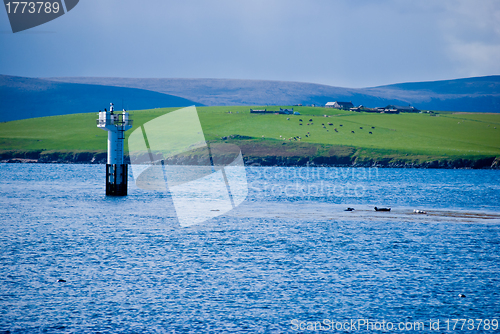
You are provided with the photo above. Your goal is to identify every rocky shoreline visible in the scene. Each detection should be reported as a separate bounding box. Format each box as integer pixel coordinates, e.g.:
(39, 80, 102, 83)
(243, 155, 500, 169)
(1, 150, 499, 169)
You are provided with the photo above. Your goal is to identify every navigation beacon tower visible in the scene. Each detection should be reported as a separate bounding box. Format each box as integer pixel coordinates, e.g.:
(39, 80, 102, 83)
(97, 103, 133, 196)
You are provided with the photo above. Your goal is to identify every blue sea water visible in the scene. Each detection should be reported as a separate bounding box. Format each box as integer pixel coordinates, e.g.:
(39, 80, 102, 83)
(0, 164, 499, 333)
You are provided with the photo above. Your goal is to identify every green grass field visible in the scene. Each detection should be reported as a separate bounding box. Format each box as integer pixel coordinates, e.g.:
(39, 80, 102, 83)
(1, 106, 499, 161)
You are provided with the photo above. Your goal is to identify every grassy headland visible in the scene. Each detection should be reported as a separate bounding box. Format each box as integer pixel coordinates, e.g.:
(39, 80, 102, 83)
(1, 106, 499, 168)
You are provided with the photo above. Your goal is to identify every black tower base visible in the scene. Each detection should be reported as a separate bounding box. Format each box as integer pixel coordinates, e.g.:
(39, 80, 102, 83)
(106, 164, 128, 196)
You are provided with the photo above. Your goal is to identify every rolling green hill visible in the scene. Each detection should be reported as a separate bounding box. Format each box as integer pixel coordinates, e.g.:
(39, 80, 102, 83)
(1, 106, 499, 167)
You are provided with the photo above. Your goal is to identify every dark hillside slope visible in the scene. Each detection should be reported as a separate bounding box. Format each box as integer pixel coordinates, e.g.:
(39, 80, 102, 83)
(46, 75, 500, 112)
(374, 75, 500, 94)
(0, 75, 202, 122)
(43, 77, 417, 108)
(363, 75, 500, 112)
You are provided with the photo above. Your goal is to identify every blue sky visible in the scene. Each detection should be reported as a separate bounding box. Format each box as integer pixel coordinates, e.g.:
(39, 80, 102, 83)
(1, 0, 499, 88)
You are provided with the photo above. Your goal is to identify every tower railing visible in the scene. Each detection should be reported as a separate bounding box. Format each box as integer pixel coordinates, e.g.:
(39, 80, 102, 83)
(96, 119, 133, 127)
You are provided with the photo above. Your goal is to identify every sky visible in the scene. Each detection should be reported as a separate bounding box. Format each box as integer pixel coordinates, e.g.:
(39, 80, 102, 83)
(0, 0, 499, 88)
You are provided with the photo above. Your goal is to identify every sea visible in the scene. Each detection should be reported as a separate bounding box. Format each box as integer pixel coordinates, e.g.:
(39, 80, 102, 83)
(1, 164, 499, 333)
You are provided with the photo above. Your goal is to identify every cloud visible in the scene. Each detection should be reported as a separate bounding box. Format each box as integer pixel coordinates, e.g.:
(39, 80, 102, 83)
(0, 0, 498, 86)
(440, 0, 500, 77)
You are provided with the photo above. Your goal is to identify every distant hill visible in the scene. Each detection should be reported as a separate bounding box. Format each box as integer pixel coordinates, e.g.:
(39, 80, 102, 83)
(0, 75, 202, 122)
(363, 76, 500, 112)
(45, 75, 500, 113)
(1, 75, 499, 122)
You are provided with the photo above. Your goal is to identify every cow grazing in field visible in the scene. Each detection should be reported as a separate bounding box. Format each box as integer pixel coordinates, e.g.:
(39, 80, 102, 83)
(369, 131, 372, 134)
(299, 123, 303, 125)
(299, 119, 303, 122)
(371, 126, 375, 129)
(328, 123, 333, 125)
(351, 131, 355, 133)
(360, 127, 363, 129)
(309, 119, 313, 122)
(334, 128, 338, 132)
(340, 124, 343, 126)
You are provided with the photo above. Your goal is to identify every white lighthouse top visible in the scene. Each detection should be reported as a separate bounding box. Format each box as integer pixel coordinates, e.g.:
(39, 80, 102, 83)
(97, 104, 133, 131)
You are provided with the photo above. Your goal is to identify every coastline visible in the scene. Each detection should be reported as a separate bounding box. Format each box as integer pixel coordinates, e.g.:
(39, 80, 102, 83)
(1, 148, 499, 169)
